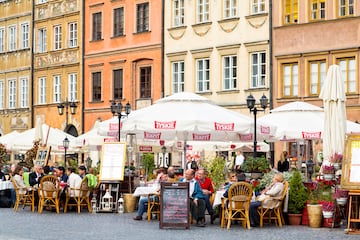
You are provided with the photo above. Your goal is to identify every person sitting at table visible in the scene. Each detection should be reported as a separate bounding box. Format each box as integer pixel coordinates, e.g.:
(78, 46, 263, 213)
(180, 169, 206, 227)
(78, 165, 87, 179)
(29, 164, 44, 209)
(167, 166, 178, 183)
(249, 173, 285, 227)
(13, 165, 28, 194)
(195, 168, 215, 223)
(66, 167, 82, 197)
(133, 170, 166, 220)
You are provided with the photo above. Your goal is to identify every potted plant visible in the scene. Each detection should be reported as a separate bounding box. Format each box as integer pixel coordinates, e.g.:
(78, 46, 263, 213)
(329, 152, 343, 170)
(322, 165, 335, 181)
(333, 188, 348, 206)
(288, 169, 308, 225)
(321, 201, 335, 219)
(201, 156, 226, 191)
(306, 182, 324, 228)
(241, 155, 270, 179)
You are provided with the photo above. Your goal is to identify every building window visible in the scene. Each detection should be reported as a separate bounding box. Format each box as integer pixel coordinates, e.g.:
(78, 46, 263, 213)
(284, 0, 298, 24)
(8, 79, 16, 109)
(172, 61, 185, 94)
(282, 63, 298, 97)
(68, 22, 77, 47)
(309, 60, 326, 95)
(38, 77, 46, 104)
(113, 69, 123, 99)
(339, 0, 354, 17)
(197, 0, 210, 23)
(8, 26, 16, 51)
(92, 12, 102, 40)
(21, 23, 30, 49)
(136, 2, 149, 33)
(0, 28, 4, 52)
(53, 25, 62, 50)
(173, 0, 185, 27)
(38, 28, 47, 53)
(0, 81, 4, 109)
(310, 0, 325, 20)
(223, 55, 237, 90)
(250, 52, 266, 88)
(196, 58, 210, 92)
(251, 0, 265, 15)
(68, 73, 77, 100)
(114, 7, 124, 37)
(92, 72, 102, 101)
(20, 77, 29, 108)
(338, 57, 356, 93)
(139, 66, 151, 98)
(224, 0, 237, 19)
(53, 75, 61, 103)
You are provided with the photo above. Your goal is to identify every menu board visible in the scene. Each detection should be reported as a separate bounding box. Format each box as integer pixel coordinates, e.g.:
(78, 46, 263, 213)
(99, 142, 126, 181)
(341, 134, 360, 190)
(160, 182, 190, 229)
(34, 146, 51, 167)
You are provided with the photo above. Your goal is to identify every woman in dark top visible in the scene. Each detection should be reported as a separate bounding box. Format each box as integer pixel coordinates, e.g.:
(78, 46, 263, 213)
(277, 151, 289, 172)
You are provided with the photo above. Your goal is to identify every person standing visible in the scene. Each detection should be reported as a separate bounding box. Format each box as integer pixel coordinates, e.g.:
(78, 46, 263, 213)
(234, 151, 245, 173)
(277, 151, 290, 172)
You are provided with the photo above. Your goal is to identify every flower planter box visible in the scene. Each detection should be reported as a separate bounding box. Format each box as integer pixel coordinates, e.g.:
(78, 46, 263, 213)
(323, 174, 334, 181)
(336, 197, 347, 206)
(322, 211, 333, 219)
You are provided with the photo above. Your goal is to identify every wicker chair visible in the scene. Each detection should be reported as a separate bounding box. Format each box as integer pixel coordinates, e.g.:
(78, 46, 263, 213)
(147, 193, 160, 221)
(11, 175, 34, 212)
(257, 181, 289, 228)
(64, 177, 92, 213)
(38, 175, 60, 214)
(221, 182, 253, 229)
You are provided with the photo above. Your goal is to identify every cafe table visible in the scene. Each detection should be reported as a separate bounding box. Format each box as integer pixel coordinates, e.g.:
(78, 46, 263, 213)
(133, 184, 159, 197)
(212, 189, 226, 207)
(0, 180, 13, 191)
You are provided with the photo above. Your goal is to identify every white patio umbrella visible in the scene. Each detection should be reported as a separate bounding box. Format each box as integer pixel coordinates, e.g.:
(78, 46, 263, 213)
(319, 64, 347, 166)
(98, 92, 276, 142)
(0, 130, 21, 149)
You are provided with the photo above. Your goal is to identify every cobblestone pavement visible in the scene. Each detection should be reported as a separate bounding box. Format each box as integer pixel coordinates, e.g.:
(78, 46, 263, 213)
(0, 208, 358, 240)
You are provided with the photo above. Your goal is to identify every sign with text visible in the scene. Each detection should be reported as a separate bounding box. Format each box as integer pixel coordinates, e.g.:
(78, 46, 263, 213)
(99, 142, 126, 181)
(160, 182, 190, 229)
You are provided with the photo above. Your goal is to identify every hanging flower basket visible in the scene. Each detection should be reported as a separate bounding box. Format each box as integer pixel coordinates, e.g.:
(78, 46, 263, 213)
(333, 163, 341, 170)
(336, 197, 347, 206)
(322, 210, 333, 219)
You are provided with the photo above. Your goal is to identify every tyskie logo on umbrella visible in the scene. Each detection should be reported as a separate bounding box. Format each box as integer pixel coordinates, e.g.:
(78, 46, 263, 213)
(214, 122, 234, 131)
(154, 121, 176, 129)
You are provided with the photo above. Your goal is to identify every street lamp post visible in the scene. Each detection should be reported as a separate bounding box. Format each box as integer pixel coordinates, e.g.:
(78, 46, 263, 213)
(110, 101, 131, 141)
(246, 94, 268, 161)
(57, 99, 77, 128)
(63, 137, 70, 168)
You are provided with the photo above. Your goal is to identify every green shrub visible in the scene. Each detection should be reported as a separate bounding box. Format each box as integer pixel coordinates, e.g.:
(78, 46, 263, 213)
(202, 156, 226, 191)
(288, 169, 308, 214)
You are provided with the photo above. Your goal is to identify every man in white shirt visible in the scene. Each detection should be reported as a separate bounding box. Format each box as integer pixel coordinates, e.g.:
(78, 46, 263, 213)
(66, 167, 82, 197)
(234, 151, 245, 172)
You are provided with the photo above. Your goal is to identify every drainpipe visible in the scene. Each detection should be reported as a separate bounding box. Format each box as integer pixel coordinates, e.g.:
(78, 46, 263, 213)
(81, 0, 85, 134)
(31, 1, 35, 128)
(161, 0, 165, 98)
(269, 0, 274, 167)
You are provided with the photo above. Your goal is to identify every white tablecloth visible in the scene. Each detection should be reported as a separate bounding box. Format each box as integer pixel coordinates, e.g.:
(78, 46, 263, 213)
(212, 190, 226, 207)
(133, 185, 159, 197)
(0, 181, 13, 191)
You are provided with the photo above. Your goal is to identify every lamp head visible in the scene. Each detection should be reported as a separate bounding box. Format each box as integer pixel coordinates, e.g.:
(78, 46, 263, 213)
(260, 94, 268, 110)
(57, 103, 65, 115)
(246, 94, 255, 110)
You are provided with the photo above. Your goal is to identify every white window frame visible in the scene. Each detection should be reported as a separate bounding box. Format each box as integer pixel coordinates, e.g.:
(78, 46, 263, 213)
(38, 28, 47, 53)
(0, 81, 4, 109)
(283, 63, 299, 97)
(53, 25, 62, 50)
(250, 52, 266, 88)
(20, 77, 29, 108)
(68, 73, 77, 100)
(38, 77, 46, 104)
(53, 75, 61, 103)
(68, 22, 77, 48)
(309, 61, 326, 95)
(224, 0, 237, 19)
(339, 0, 354, 17)
(196, 58, 210, 93)
(223, 55, 237, 90)
(20, 22, 30, 49)
(172, 61, 185, 94)
(173, 0, 185, 27)
(8, 25, 16, 51)
(339, 58, 356, 93)
(0, 28, 4, 52)
(8, 79, 16, 109)
(196, 0, 210, 23)
(251, 0, 266, 15)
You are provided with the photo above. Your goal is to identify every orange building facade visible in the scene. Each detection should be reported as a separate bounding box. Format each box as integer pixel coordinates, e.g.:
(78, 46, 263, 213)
(83, 0, 163, 132)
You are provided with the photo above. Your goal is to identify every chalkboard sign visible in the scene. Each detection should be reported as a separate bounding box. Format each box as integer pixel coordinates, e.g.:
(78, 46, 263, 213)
(99, 142, 126, 181)
(34, 146, 51, 167)
(160, 182, 190, 229)
(341, 134, 360, 190)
